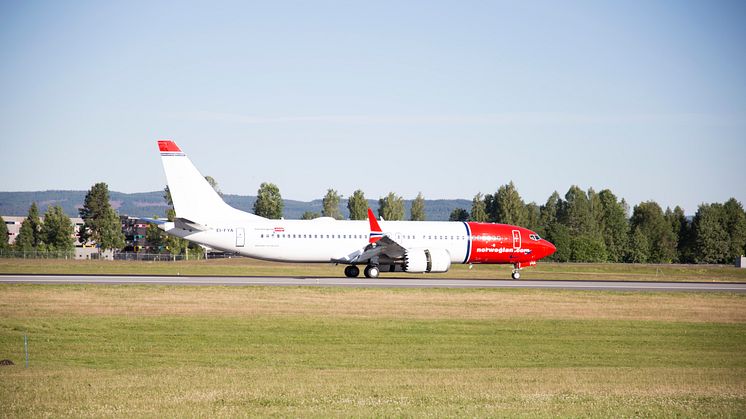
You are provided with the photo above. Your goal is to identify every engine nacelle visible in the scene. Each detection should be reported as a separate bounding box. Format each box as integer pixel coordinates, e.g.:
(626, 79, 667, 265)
(403, 248, 451, 273)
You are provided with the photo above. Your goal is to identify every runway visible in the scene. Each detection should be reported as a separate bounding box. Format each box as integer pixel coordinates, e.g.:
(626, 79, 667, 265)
(1, 274, 745, 292)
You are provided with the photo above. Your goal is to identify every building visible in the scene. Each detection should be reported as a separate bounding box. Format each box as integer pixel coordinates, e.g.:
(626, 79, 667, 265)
(2, 215, 86, 246)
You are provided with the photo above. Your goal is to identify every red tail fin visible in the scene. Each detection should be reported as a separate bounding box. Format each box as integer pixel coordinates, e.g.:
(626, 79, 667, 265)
(367, 208, 383, 244)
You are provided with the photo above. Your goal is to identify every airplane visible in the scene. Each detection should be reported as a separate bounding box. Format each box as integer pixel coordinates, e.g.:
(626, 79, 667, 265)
(155, 140, 556, 279)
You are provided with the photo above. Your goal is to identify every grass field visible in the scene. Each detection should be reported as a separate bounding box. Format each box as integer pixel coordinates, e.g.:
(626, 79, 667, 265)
(1, 285, 744, 417)
(1, 257, 745, 282)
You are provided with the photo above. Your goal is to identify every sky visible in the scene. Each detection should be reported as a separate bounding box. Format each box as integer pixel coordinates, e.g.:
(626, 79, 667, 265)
(1, 0, 744, 215)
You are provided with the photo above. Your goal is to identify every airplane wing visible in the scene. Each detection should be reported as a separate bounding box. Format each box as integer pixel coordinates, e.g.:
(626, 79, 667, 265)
(343, 209, 408, 264)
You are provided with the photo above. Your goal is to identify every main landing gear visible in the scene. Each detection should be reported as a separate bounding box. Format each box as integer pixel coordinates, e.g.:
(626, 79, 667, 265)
(343, 265, 380, 279)
(344, 265, 360, 278)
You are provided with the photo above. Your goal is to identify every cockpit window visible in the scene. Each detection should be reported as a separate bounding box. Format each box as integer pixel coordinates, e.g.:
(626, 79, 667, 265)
(529, 234, 541, 241)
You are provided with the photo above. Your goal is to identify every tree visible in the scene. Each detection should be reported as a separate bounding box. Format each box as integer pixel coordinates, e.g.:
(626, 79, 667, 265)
(470, 193, 488, 222)
(525, 202, 541, 233)
(347, 190, 368, 220)
(449, 208, 469, 222)
(40, 205, 74, 252)
(560, 186, 597, 236)
(665, 206, 687, 263)
(378, 192, 405, 221)
(492, 181, 527, 225)
(204, 176, 223, 197)
(410, 192, 426, 221)
(628, 201, 676, 263)
(301, 211, 321, 220)
(691, 203, 729, 264)
(79, 182, 125, 251)
(540, 191, 561, 227)
(253, 182, 283, 219)
(546, 223, 571, 262)
(598, 190, 629, 262)
(15, 203, 43, 251)
(673, 206, 695, 263)
(627, 227, 651, 263)
(0, 216, 8, 250)
(723, 198, 746, 261)
(145, 222, 166, 252)
(322, 189, 343, 220)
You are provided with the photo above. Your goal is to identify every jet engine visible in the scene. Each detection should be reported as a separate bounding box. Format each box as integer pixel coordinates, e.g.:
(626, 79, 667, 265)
(403, 248, 451, 273)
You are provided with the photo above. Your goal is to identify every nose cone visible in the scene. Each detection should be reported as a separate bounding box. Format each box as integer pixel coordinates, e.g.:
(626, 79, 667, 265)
(543, 239, 556, 258)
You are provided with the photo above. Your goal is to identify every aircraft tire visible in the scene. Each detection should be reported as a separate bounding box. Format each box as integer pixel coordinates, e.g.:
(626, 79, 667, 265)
(344, 265, 360, 278)
(364, 265, 380, 279)
(511, 271, 521, 280)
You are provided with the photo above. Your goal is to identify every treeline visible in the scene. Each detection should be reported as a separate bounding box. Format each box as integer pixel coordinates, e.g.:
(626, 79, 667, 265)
(251, 181, 746, 264)
(458, 182, 745, 264)
(0, 202, 75, 253)
(1, 183, 126, 254)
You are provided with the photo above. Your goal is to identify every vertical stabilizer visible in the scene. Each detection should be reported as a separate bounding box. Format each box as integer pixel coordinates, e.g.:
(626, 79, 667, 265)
(157, 140, 265, 226)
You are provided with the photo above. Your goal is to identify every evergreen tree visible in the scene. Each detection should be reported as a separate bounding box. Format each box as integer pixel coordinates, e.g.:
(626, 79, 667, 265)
(410, 192, 426, 221)
(347, 190, 368, 220)
(723, 198, 746, 261)
(546, 223, 571, 262)
(525, 202, 541, 234)
(540, 191, 561, 227)
(253, 182, 283, 219)
(15, 203, 43, 251)
(493, 181, 527, 226)
(560, 186, 606, 262)
(41, 205, 74, 252)
(598, 189, 629, 262)
(539, 192, 562, 258)
(449, 208, 470, 222)
(378, 192, 405, 221)
(470, 193, 488, 222)
(628, 201, 676, 263)
(322, 189, 343, 219)
(692, 203, 729, 263)
(79, 183, 125, 251)
(204, 176, 223, 197)
(0, 216, 8, 250)
(14, 220, 35, 251)
(627, 227, 651, 263)
(561, 186, 597, 235)
(673, 206, 695, 263)
(301, 211, 321, 220)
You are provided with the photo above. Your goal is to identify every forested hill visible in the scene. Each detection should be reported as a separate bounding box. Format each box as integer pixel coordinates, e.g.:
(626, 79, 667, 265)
(0, 190, 471, 221)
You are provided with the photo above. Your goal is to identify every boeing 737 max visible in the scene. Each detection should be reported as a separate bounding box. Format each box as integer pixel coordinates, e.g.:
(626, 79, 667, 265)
(156, 140, 556, 279)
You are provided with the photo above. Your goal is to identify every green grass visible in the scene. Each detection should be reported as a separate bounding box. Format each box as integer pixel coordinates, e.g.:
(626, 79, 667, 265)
(1, 285, 744, 416)
(1, 257, 745, 282)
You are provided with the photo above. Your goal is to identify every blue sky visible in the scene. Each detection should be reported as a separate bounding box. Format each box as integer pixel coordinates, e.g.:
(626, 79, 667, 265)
(1, 0, 744, 214)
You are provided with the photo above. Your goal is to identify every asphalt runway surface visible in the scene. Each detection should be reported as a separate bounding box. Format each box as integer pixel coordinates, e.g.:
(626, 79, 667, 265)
(1, 274, 745, 292)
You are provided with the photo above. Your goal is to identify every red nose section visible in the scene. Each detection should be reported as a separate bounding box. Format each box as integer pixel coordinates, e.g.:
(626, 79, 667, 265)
(544, 240, 556, 258)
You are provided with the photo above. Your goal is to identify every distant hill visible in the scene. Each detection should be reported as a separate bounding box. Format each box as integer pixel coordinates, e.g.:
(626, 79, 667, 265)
(0, 190, 471, 221)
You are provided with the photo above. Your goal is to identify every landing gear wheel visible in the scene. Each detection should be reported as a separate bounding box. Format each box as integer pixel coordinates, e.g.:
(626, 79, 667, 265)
(511, 271, 521, 280)
(344, 265, 360, 278)
(364, 265, 380, 279)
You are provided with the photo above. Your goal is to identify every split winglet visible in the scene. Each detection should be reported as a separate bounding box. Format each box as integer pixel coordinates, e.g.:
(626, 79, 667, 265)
(367, 208, 383, 244)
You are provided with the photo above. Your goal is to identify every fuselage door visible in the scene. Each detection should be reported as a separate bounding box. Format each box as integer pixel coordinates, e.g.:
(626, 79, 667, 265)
(236, 227, 245, 247)
(512, 230, 521, 250)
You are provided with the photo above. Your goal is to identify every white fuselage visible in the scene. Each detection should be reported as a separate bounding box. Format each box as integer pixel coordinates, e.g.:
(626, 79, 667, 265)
(166, 218, 471, 264)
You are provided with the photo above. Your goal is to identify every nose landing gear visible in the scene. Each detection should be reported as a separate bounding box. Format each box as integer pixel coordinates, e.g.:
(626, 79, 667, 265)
(511, 263, 522, 280)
